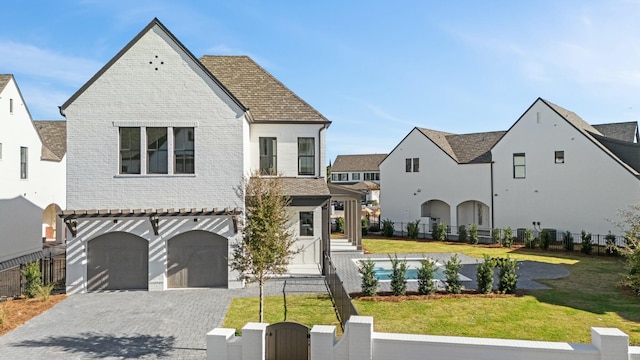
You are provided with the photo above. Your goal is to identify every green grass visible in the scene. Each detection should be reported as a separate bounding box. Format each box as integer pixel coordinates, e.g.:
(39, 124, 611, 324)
(356, 237, 640, 344)
(223, 294, 341, 335)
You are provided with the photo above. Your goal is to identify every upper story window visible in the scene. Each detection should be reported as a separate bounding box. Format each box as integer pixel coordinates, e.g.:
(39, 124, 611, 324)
(147, 128, 168, 174)
(352, 173, 361, 181)
(513, 153, 526, 178)
(119, 126, 194, 175)
(298, 137, 315, 176)
(554, 151, 564, 164)
(300, 211, 314, 236)
(9, 99, 13, 114)
(406, 158, 419, 172)
(120, 127, 141, 174)
(20, 146, 27, 179)
(174, 127, 195, 174)
(364, 172, 380, 181)
(259, 137, 277, 175)
(331, 173, 348, 181)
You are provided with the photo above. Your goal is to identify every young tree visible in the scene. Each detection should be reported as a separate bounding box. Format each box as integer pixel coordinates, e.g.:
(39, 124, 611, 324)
(230, 174, 298, 322)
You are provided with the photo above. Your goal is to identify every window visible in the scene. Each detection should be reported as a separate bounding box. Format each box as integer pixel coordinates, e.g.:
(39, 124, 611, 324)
(120, 127, 141, 174)
(20, 146, 27, 179)
(352, 173, 361, 181)
(406, 158, 419, 172)
(364, 172, 380, 181)
(513, 153, 526, 178)
(300, 211, 314, 236)
(555, 151, 564, 164)
(336, 173, 348, 181)
(9, 99, 13, 114)
(259, 137, 277, 174)
(298, 137, 315, 175)
(147, 128, 168, 174)
(174, 127, 195, 174)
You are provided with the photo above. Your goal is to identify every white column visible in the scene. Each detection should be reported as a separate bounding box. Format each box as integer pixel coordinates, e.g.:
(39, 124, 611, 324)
(310, 325, 336, 360)
(206, 328, 236, 360)
(591, 327, 629, 360)
(348, 316, 373, 360)
(242, 322, 268, 360)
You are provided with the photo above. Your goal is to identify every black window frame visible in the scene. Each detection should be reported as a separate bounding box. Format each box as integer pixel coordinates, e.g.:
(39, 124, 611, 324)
(299, 211, 314, 236)
(297, 137, 315, 176)
(259, 137, 277, 175)
(174, 127, 195, 174)
(513, 153, 526, 179)
(554, 151, 565, 164)
(20, 146, 27, 179)
(147, 127, 168, 174)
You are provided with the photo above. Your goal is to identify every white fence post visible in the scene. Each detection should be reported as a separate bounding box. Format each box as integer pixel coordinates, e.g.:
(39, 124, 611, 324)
(310, 325, 336, 360)
(206, 328, 236, 360)
(591, 327, 629, 360)
(242, 322, 268, 360)
(348, 316, 373, 360)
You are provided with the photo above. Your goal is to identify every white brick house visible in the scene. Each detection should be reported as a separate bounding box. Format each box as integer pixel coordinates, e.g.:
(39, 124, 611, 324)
(0, 74, 66, 270)
(380, 98, 640, 237)
(60, 18, 331, 293)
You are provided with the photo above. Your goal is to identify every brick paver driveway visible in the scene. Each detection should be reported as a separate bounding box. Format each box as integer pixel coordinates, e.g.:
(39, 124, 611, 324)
(0, 278, 327, 359)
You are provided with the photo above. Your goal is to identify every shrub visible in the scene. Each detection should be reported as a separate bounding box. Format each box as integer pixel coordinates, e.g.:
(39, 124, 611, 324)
(469, 224, 479, 244)
(361, 217, 369, 236)
(444, 254, 463, 294)
(382, 219, 395, 237)
(495, 257, 519, 294)
(476, 255, 495, 294)
(368, 223, 380, 232)
(491, 228, 501, 244)
(502, 227, 513, 248)
(605, 232, 619, 256)
(407, 220, 420, 240)
(358, 259, 378, 296)
(563, 231, 575, 252)
(37, 282, 56, 302)
(458, 225, 467, 243)
(21, 261, 42, 299)
(580, 230, 593, 255)
(336, 217, 345, 233)
(523, 228, 535, 249)
(540, 230, 551, 250)
(417, 258, 436, 295)
(389, 254, 408, 296)
(432, 223, 447, 241)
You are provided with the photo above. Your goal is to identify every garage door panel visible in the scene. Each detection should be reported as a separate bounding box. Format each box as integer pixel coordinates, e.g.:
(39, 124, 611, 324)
(167, 231, 227, 288)
(87, 232, 149, 291)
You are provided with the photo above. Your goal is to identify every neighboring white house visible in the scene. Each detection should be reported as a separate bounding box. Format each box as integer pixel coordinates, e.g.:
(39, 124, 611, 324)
(331, 154, 386, 184)
(0, 74, 66, 269)
(380, 98, 640, 237)
(60, 18, 331, 294)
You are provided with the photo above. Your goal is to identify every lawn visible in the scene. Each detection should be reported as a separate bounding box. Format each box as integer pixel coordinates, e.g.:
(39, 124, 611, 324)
(355, 237, 640, 344)
(223, 294, 341, 335)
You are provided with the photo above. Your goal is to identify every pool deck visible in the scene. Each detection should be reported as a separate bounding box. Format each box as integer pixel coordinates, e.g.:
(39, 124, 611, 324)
(329, 252, 570, 294)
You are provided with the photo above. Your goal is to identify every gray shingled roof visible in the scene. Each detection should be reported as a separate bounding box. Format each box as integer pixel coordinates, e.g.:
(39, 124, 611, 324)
(331, 154, 387, 172)
(249, 177, 330, 197)
(417, 128, 505, 164)
(34, 121, 67, 161)
(342, 181, 380, 191)
(592, 122, 638, 142)
(0, 74, 11, 93)
(199, 56, 330, 124)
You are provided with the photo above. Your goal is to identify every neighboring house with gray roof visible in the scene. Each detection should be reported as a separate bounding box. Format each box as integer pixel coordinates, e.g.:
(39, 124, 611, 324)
(0, 75, 66, 272)
(380, 97, 640, 238)
(60, 18, 331, 294)
(331, 154, 386, 184)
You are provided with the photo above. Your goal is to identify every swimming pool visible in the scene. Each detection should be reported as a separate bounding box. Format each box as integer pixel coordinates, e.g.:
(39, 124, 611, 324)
(354, 258, 471, 281)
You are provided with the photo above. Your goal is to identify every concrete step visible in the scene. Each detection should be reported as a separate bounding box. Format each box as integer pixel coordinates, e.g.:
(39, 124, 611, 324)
(330, 239, 362, 253)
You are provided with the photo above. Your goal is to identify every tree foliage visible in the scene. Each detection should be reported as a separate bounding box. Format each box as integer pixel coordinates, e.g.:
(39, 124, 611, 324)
(230, 174, 297, 322)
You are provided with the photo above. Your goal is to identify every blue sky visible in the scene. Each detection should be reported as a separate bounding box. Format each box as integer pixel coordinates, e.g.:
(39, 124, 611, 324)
(3, 1, 640, 162)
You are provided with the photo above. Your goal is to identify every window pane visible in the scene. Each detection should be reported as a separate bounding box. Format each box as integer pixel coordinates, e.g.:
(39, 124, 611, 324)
(300, 211, 314, 236)
(513, 154, 525, 165)
(260, 137, 277, 174)
(405, 158, 412, 172)
(120, 128, 140, 174)
(555, 151, 564, 164)
(352, 173, 360, 180)
(174, 127, 195, 174)
(298, 137, 315, 175)
(514, 166, 525, 178)
(147, 128, 168, 174)
(20, 146, 28, 179)
(413, 158, 420, 172)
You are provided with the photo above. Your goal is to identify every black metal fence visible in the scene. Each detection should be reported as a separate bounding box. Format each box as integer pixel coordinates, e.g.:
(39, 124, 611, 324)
(0, 253, 66, 298)
(323, 253, 358, 329)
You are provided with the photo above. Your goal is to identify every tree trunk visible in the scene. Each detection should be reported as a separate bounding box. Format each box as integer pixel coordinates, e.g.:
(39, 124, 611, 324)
(259, 277, 264, 323)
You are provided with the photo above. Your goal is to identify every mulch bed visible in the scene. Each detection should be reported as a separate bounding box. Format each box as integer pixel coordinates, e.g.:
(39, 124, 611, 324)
(351, 289, 523, 302)
(0, 294, 66, 336)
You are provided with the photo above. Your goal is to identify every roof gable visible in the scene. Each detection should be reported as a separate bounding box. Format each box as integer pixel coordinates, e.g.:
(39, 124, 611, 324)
(199, 56, 329, 124)
(61, 18, 245, 113)
(417, 128, 504, 164)
(332, 154, 387, 172)
(0, 74, 12, 93)
(34, 121, 66, 161)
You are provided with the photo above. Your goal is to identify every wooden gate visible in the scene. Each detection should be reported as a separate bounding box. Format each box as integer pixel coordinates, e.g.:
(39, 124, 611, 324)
(266, 322, 310, 360)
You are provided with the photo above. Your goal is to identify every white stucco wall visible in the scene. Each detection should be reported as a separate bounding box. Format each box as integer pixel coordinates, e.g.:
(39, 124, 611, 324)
(380, 128, 492, 231)
(492, 100, 640, 236)
(0, 197, 42, 262)
(249, 123, 326, 178)
(64, 25, 245, 211)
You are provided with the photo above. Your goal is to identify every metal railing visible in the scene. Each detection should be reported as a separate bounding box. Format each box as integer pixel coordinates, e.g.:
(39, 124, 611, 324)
(323, 253, 358, 329)
(0, 253, 66, 298)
